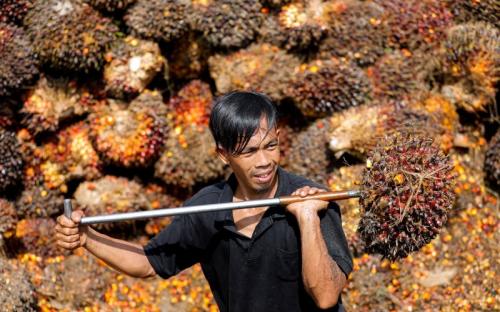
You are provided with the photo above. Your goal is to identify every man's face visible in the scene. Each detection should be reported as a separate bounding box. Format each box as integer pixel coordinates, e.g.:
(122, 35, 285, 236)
(218, 118, 280, 195)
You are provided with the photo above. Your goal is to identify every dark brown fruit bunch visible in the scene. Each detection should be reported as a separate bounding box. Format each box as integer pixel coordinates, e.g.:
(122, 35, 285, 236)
(16, 186, 66, 218)
(84, 0, 136, 12)
(167, 80, 213, 127)
(0, 0, 33, 25)
(89, 96, 167, 168)
(288, 59, 372, 118)
(124, 0, 189, 43)
(167, 32, 210, 82)
(0, 199, 17, 242)
(285, 118, 332, 185)
(208, 43, 300, 101)
(358, 132, 456, 260)
(24, 0, 118, 73)
(15, 218, 67, 257)
(20, 76, 97, 136)
(446, 0, 500, 28)
(484, 129, 500, 189)
(104, 36, 166, 100)
(155, 125, 226, 188)
(320, 0, 387, 66)
(0, 257, 37, 312)
(0, 23, 38, 97)
(0, 129, 23, 194)
(192, 0, 263, 49)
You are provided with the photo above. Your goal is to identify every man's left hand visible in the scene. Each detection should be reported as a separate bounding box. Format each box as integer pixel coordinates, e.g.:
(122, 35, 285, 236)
(286, 186, 329, 221)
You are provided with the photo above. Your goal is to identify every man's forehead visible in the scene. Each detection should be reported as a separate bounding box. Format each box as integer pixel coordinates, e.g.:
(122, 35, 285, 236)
(247, 126, 278, 146)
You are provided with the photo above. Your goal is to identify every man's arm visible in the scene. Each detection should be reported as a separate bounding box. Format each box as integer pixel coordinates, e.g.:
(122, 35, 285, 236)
(55, 211, 156, 278)
(287, 186, 347, 309)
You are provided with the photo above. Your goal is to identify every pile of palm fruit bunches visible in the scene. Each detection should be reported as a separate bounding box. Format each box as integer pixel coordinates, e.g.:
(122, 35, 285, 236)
(0, 0, 498, 311)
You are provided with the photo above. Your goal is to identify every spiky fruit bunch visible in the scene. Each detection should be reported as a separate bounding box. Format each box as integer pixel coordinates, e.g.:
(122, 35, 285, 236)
(0, 0, 33, 24)
(261, 0, 329, 51)
(446, 0, 500, 28)
(328, 165, 365, 256)
(484, 130, 500, 189)
(191, 0, 263, 49)
(125, 0, 189, 43)
(155, 125, 225, 188)
(16, 218, 66, 257)
(208, 43, 300, 101)
(0, 23, 38, 97)
(375, 0, 453, 51)
(84, 0, 136, 12)
(89, 97, 167, 168)
(367, 50, 428, 101)
(285, 118, 332, 185)
(104, 36, 165, 100)
(38, 254, 114, 309)
(20, 76, 96, 136)
(167, 32, 210, 82)
(167, 80, 213, 127)
(0, 257, 37, 312)
(288, 59, 373, 118)
(24, 0, 118, 73)
(358, 132, 456, 260)
(0, 199, 17, 240)
(16, 185, 66, 218)
(320, 0, 387, 66)
(429, 23, 499, 113)
(0, 129, 23, 193)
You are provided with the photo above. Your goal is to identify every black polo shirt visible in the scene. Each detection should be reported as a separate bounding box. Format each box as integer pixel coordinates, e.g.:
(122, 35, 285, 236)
(144, 167, 353, 312)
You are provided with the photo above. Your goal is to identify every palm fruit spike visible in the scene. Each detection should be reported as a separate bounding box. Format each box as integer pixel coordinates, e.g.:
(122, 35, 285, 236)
(89, 95, 167, 168)
(446, 0, 500, 28)
(319, 0, 387, 66)
(429, 22, 499, 113)
(154, 124, 226, 189)
(288, 59, 373, 118)
(191, 0, 263, 49)
(167, 80, 213, 127)
(0, 257, 37, 311)
(375, 0, 453, 51)
(0, 0, 33, 25)
(124, 0, 189, 43)
(20, 75, 96, 136)
(358, 131, 456, 260)
(83, 0, 136, 12)
(484, 129, 500, 189)
(208, 43, 301, 102)
(0, 23, 38, 97)
(0, 128, 23, 194)
(104, 36, 166, 100)
(24, 0, 118, 73)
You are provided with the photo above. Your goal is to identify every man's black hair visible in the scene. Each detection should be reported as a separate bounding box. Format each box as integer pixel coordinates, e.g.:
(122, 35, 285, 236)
(209, 91, 278, 155)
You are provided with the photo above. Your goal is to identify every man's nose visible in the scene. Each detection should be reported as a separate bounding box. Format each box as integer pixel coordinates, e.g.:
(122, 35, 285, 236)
(255, 149, 271, 167)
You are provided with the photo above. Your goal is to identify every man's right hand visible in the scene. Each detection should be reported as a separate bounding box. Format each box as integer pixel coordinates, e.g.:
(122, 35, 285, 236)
(55, 210, 88, 250)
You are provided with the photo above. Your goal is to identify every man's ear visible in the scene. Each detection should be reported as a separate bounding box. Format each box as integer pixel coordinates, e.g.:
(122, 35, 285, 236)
(216, 147, 229, 165)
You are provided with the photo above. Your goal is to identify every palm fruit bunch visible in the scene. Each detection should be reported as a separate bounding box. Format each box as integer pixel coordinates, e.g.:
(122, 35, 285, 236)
(124, 0, 189, 43)
(166, 80, 213, 127)
(375, 0, 453, 51)
(428, 22, 499, 113)
(358, 132, 456, 260)
(24, 0, 118, 73)
(191, 0, 263, 49)
(15, 218, 66, 257)
(104, 36, 166, 100)
(0, 128, 23, 194)
(38, 254, 114, 309)
(288, 59, 373, 118)
(84, 0, 136, 12)
(20, 76, 97, 136)
(0, 199, 18, 256)
(143, 182, 183, 235)
(327, 165, 365, 256)
(319, 0, 387, 66)
(285, 118, 332, 185)
(167, 32, 210, 82)
(16, 184, 66, 218)
(89, 94, 167, 168)
(260, 0, 330, 52)
(328, 94, 459, 159)
(446, 0, 500, 28)
(0, 0, 33, 25)
(367, 50, 428, 101)
(208, 44, 300, 101)
(0, 23, 38, 97)
(484, 129, 500, 189)
(0, 257, 37, 312)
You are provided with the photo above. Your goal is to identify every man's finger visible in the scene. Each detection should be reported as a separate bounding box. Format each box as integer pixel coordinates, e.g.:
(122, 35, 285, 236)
(56, 233, 80, 244)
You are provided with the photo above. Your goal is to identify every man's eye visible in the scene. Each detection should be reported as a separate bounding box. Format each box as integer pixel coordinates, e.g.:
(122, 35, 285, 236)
(267, 143, 278, 149)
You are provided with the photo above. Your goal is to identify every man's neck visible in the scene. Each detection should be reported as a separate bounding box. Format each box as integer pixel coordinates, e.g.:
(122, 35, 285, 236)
(234, 174, 279, 202)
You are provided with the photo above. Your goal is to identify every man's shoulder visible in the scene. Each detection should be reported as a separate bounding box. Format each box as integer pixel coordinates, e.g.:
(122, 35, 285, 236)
(183, 181, 226, 207)
(282, 168, 327, 191)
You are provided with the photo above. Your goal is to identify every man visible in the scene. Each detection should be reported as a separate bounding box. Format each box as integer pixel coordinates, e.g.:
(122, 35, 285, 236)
(55, 91, 353, 311)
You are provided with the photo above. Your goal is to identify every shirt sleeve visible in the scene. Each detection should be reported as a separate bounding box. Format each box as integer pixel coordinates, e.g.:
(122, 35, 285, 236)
(143, 212, 203, 279)
(320, 201, 354, 278)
